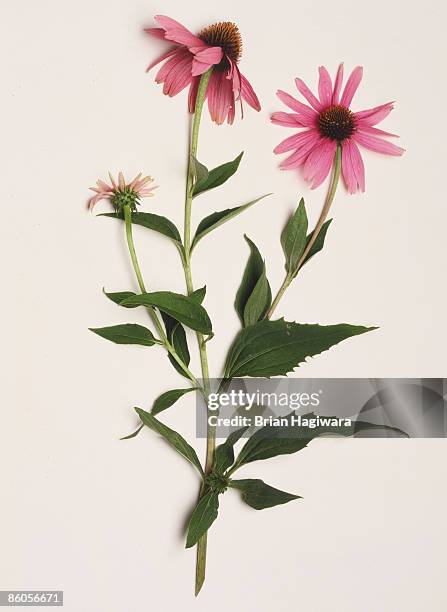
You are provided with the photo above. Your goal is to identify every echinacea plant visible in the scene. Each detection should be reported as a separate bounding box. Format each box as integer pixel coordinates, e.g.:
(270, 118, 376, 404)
(88, 15, 404, 596)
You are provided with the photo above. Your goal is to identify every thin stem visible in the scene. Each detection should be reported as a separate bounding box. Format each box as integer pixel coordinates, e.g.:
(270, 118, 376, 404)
(266, 144, 342, 319)
(123, 205, 200, 387)
(179, 69, 214, 596)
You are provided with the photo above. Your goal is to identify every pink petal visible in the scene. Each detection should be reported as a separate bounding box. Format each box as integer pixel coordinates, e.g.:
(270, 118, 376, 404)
(355, 102, 394, 127)
(340, 66, 363, 108)
(279, 131, 322, 169)
(154, 15, 204, 48)
(188, 77, 200, 113)
(276, 90, 318, 126)
(162, 54, 193, 96)
(318, 66, 332, 106)
(143, 27, 166, 40)
(240, 73, 261, 111)
(146, 47, 178, 73)
(341, 141, 357, 194)
(207, 70, 234, 125)
(274, 129, 320, 154)
(353, 132, 405, 156)
(191, 46, 223, 75)
(310, 139, 337, 189)
(271, 112, 304, 127)
(357, 125, 399, 138)
(343, 139, 365, 193)
(332, 63, 344, 104)
(295, 78, 322, 111)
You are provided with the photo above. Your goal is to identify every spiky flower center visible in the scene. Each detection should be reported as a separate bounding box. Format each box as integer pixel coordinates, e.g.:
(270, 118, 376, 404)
(111, 188, 140, 213)
(198, 22, 242, 72)
(317, 105, 356, 141)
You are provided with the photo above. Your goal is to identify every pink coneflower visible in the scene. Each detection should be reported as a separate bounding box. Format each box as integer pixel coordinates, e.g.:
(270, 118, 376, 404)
(88, 172, 156, 211)
(272, 64, 404, 193)
(144, 15, 261, 125)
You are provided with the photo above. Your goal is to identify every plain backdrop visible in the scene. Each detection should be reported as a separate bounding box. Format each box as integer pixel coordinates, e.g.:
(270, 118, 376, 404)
(2, 0, 446, 610)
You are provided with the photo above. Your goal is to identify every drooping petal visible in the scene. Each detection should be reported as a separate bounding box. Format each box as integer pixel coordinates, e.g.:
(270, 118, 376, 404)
(146, 47, 178, 73)
(341, 140, 357, 193)
(274, 129, 320, 154)
(344, 139, 365, 192)
(155, 49, 188, 83)
(191, 46, 223, 76)
(310, 139, 337, 189)
(271, 112, 305, 127)
(279, 131, 322, 169)
(207, 70, 234, 125)
(332, 63, 344, 104)
(154, 15, 204, 48)
(276, 90, 318, 126)
(353, 132, 405, 156)
(240, 73, 261, 111)
(354, 102, 394, 126)
(340, 66, 363, 108)
(318, 66, 332, 106)
(143, 27, 167, 40)
(163, 54, 193, 96)
(188, 77, 200, 113)
(295, 78, 322, 111)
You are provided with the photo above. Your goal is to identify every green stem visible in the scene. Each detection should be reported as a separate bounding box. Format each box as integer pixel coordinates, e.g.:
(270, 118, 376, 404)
(266, 144, 342, 319)
(123, 205, 200, 387)
(179, 69, 214, 597)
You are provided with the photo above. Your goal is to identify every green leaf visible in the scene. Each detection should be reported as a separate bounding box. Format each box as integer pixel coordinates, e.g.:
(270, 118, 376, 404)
(233, 412, 406, 469)
(191, 156, 209, 185)
(89, 324, 158, 346)
(103, 289, 139, 308)
(185, 491, 219, 548)
(281, 198, 308, 275)
(193, 152, 244, 197)
(160, 312, 191, 379)
(214, 427, 249, 474)
(120, 424, 144, 440)
(121, 291, 212, 335)
(300, 219, 333, 271)
(135, 408, 203, 475)
(152, 387, 197, 416)
(191, 196, 269, 250)
(224, 319, 376, 378)
(190, 286, 206, 304)
(229, 479, 301, 510)
(235, 236, 271, 326)
(243, 266, 271, 327)
(100, 211, 181, 243)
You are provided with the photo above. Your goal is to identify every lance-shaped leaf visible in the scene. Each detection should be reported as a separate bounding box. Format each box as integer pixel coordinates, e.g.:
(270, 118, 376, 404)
(190, 286, 206, 304)
(135, 408, 203, 475)
(103, 289, 138, 308)
(233, 412, 407, 469)
(89, 324, 158, 346)
(214, 427, 249, 475)
(193, 152, 243, 197)
(281, 198, 308, 275)
(100, 211, 181, 244)
(191, 195, 269, 250)
(121, 291, 213, 335)
(120, 424, 144, 440)
(152, 387, 197, 416)
(185, 491, 220, 548)
(300, 219, 332, 270)
(160, 312, 191, 379)
(229, 479, 301, 510)
(190, 155, 209, 186)
(224, 319, 376, 378)
(235, 236, 271, 326)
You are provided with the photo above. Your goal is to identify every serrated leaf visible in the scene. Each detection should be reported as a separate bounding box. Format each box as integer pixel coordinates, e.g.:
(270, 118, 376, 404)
(233, 411, 406, 469)
(214, 427, 249, 475)
(100, 211, 181, 243)
(103, 289, 138, 308)
(243, 266, 271, 327)
(229, 479, 301, 510)
(224, 319, 376, 378)
(152, 387, 197, 416)
(121, 291, 212, 335)
(235, 236, 271, 326)
(135, 408, 203, 475)
(191, 196, 269, 250)
(89, 324, 158, 346)
(120, 424, 144, 440)
(281, 198, 308, 274)
(193, 152, 243, 197)
(185, 491, 219, 548)
(191, 155, 209, 185)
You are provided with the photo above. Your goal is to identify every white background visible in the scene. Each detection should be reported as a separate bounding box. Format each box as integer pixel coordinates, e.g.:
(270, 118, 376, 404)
(2, 0, 447, 610)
